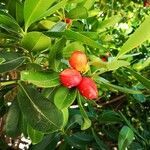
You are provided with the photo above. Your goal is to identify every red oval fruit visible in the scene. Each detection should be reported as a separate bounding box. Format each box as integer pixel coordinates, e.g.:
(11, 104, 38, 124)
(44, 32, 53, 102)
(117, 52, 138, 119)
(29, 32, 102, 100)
(77, 77, 98, 100)
(101, 56, 107, 62)
(65, 18, 72, 24)
(60, 68, 82, 88)
(69, 51, 88, 73)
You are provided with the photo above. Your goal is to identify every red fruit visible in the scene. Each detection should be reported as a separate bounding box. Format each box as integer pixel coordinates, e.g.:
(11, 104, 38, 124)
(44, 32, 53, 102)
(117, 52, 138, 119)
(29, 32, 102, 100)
(101, 56, 107, 62)
(69, 51, 88, 73)
(65, 18, 72, 24)
(60, 68, 82, 88)
(77, 77, 98, 100)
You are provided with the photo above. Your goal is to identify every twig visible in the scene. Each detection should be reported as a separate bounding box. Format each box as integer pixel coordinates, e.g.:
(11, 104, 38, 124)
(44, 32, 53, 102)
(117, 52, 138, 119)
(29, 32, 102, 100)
(99, 95, 126, 106)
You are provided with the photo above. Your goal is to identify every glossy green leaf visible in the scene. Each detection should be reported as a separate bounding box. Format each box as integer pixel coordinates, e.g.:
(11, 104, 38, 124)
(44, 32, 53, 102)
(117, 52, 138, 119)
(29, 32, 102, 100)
(91, 57, 130, 71)
(98, 110, 122, 124)
(30, 133, 60, 150)
(6, 0, 17, 18)
(64, 30, 105, 50)
(16, 1, 24, 26)
(66, 114, 83, 131)
(21, 32, 51, 52)
(117, 15, 150, 59)
(50, 22, 66, 32)
(5, 100, 21, 137)
(24, 0, 56, 31)
(77, 94, 91, 130)
(107, 60, 130, 71)
(54, 86, 77, 109)
(125, 67, 150, 89)
(40, 0, 67, 19)
(67, 6, 88, 19)
(0, 53, 25, 73)
(0, 11, 21, 33)
(95, 77, 141, 94)
(62, 108, 69, 127)
(118, 126, 134, 150)
(21, 71, 60, 88)
(20, 116, 28, 138)
(27, 124, 44, 144)
(18, 82, 63, 133)
(83, 0, 96, 10)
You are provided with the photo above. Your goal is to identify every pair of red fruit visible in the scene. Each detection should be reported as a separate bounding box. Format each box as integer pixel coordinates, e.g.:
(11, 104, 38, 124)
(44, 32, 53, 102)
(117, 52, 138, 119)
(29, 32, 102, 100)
(60, 51, 98, 100)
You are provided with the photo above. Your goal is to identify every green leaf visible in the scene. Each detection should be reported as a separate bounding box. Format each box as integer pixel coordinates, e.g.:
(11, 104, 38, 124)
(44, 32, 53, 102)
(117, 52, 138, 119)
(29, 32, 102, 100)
(118, 126, 134, 150)
(24, 0, 56, 31)
(77, 93, 91, 130)
(119, 111, 145, 141)
(16, 1, 24, 26)
(27, 124, 44, 144)
(98, 110, 122, 124)
(125, 67, 150, 89)
(21, 32, 51, 52)
(65, 132, 93, 149)
(97, 15, 121, 32)
(95, 77, 141, 94)
(6, 0, 17, 18)
(67, 6, 88, 19)
(63, 42, 85, 58)
(49, 37, 67, 69)
(0, 32, 19, 40)
(40, 0, 67, 19)
(133, 93, 146, 103)
(30, 133, 60, 150)
(83, 0, 96, 10)
(116, 15, 150, 59)
(0, 11, 21, 33)
(5, 100, 21, 137)
(66, 114, 83, 131)
(50, 22, 66, 32)
(54, 86, 77, 109)
(64, 30, 105, 50)
(0, 58, 5, 64)
(107, 60, 130, 71)
(20, 115, 28, 138)
(91, 128, 108, 150)
(91, 57, 130, 71)
(21, 71, 60, 88)
(62, 108, 69, 127)
(0, 52, 25, 73)
(17, 82, 63, 133)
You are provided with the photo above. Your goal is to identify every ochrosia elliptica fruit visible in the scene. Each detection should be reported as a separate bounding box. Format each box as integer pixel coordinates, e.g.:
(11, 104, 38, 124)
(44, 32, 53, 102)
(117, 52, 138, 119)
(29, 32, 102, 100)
(77, 77, 98, 100)
(69, 51, 89, 73)
(65, 18, 72, 24)
(101, 56, 107, 62)
(60, 68, 82, 88)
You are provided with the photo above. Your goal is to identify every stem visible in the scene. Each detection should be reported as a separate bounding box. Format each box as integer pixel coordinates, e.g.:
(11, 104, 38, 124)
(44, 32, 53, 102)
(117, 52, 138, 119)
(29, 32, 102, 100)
(0, 81, 17, 87)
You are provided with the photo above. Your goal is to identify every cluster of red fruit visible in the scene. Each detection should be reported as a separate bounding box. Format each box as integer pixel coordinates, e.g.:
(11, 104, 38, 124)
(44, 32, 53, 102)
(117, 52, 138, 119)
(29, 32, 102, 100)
(60, 51, 98, 100)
